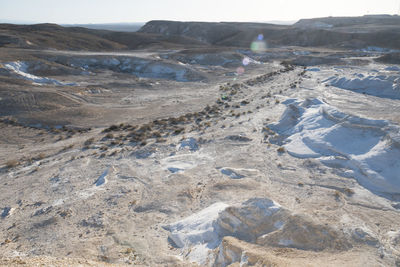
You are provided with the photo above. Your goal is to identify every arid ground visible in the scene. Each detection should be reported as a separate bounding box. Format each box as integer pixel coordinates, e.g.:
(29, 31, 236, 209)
(1, 15, 400, 266)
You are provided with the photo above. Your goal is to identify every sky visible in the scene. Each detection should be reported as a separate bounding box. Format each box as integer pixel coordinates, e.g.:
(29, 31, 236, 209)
(0, 0, 399, 24)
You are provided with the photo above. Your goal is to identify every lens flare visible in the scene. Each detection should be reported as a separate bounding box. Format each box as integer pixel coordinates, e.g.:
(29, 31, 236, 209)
(236, 66, 245, 75)
(242, 57, 250, 66)
(251, 33, 267, 53)
(250, 40, 267, 53)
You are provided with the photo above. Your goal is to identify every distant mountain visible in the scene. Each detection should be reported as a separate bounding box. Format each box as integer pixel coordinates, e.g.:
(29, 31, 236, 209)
(62, 23, 145, 32)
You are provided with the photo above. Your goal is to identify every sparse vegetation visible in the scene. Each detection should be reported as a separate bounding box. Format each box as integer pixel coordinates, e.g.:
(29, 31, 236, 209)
(84, 138, 95, 146)
(34, 153, 46, 161)
(151, 131, 162, 138)
(109, 150, 118, 156)
(103, 125, 119, 133)
(110, 140, 121, 146)
(100, 145, 108, 151)
(173, 127, 185, 135)
(104, 133, 114, 139)
(277, 147, 285, 153)
(60, 144, 74, 152)
(334, 190, 342, 200)
(344, 188, 355, 196)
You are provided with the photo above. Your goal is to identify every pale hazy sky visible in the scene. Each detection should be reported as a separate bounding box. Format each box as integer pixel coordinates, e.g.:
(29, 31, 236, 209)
(0, 0, 399, 24)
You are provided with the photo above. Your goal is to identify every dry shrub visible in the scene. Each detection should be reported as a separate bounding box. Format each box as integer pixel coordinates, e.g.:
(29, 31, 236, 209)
(68, 128, 77, 135)
(110, 140, 120, 146)
(151, 131, 162, 138)
(185, 113, 193, 119)
(173, 127, 185, 135)
(61, 144, 74, 152)
(35, 153, 46, 160)
(104, 133, 114, 139)
(5, 159, 19, 169)
(344, 188, 355, 196)
(277, 147, 285, 153)
(109, 150, 118, 156)
(84, 138, 95, 146)
(138, 124, 152, 133)
(102, 125, 119, 133)
(334, 190, 342, 200)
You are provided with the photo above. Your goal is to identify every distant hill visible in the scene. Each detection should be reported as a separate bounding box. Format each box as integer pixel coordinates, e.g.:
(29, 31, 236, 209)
(0, 23, 206, 50)
(139, 15, 400, 50)
(1, 15, 400, 51)
(138, 21, 288, 47)
(294, 15, 400, 28)
(63, 23, 145, 32)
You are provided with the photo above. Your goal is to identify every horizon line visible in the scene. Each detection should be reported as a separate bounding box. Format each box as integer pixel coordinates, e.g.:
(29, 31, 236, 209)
(0, 13, 398, 26)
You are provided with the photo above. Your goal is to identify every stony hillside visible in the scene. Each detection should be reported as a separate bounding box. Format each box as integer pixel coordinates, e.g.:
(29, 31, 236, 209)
(139, 15, 400, 49)
(2, 15, 400, 52)
(0, 23, 206, 51)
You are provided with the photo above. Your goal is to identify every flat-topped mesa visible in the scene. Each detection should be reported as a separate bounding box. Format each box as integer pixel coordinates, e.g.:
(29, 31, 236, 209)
(294, 14, 400, 28)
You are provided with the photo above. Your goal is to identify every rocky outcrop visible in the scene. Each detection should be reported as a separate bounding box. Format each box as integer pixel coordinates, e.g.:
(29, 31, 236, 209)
(165, 198, 351, 266)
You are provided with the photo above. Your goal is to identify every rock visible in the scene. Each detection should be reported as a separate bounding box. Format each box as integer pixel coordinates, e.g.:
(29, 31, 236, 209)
(94, 169, 108, 186)
(179, 138, 199, 151)
(1, 207, 14, 218)
(225, 135, 252, 142)
(131, 148, 154, 159)
(220, 168, 245, 179)
(165, 198, 350, 265)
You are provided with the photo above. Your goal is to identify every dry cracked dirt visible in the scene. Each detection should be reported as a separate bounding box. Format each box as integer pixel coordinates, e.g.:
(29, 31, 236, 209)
(0, 27, 400, 266)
